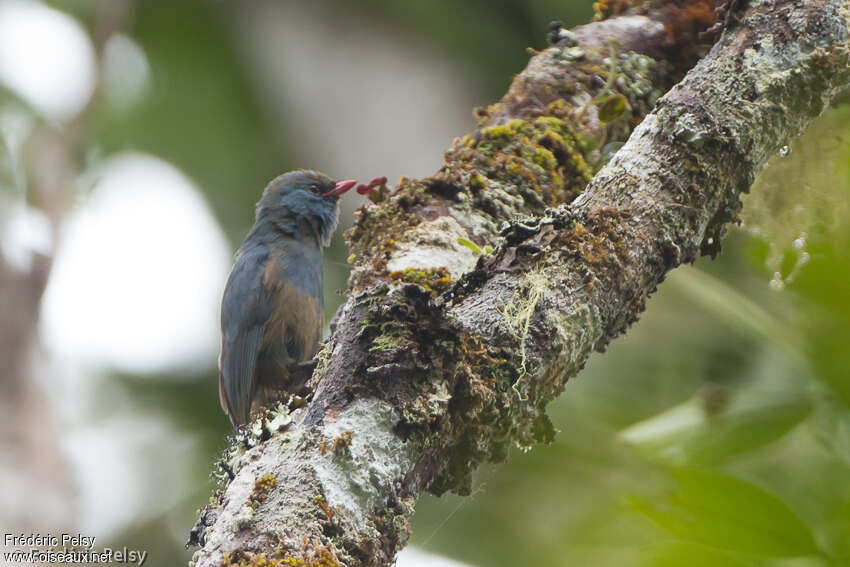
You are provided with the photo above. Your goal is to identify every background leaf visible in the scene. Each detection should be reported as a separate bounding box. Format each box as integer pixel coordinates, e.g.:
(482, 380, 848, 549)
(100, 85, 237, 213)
(639, 542, 754, 567)
(620, 396, 810, 466)
(631, 468, 819, 558)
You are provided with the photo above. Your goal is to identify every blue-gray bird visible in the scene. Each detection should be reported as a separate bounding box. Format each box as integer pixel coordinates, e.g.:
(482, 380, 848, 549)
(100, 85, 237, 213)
(219, 170, 356, 427)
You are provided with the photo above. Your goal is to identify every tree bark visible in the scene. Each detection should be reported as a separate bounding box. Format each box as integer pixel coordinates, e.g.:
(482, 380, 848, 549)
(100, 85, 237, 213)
(190, 1, 850, 566)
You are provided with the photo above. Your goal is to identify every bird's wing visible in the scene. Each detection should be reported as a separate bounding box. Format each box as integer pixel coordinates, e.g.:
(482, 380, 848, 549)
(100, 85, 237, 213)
(219, 245, 272, 426)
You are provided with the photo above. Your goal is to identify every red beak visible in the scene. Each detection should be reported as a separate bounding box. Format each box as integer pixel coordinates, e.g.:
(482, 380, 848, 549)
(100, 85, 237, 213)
(323, 179, 357, 198)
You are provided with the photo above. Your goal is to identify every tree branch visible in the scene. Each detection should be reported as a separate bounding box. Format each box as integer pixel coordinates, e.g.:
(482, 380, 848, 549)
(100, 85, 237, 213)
(190, 1, 850, 565)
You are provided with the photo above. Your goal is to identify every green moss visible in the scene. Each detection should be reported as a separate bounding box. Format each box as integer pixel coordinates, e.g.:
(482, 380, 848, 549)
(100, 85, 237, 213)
(481, 119, 530, 141)
(480, 125, 512, 141)
(538, 129, 565, 148)
(388, 267, 452, 296)
(221, 548, 341, 567)
(369, 324, 409, 352)
(443, 108, 601, 211)
(250, 473, 277, 506)
(533, 116, 564, 130)
(533, 146, 557, 170)
(506, 118, 526, 130)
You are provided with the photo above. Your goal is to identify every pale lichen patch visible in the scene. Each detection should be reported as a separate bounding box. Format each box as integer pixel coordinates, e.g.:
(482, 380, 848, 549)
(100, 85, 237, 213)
(311, 399, 415, 533)
(386, 216, 480, 280)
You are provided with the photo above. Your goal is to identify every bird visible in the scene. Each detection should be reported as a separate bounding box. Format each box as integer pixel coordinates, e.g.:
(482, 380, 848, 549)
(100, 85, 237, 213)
(218, 170, 356, 427)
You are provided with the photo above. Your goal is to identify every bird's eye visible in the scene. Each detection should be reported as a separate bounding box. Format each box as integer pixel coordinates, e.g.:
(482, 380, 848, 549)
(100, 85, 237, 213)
(309, 184, 320, 193)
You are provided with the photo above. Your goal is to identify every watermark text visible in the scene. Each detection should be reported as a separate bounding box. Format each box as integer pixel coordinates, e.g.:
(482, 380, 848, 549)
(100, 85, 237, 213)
(3, 533, 147, 565)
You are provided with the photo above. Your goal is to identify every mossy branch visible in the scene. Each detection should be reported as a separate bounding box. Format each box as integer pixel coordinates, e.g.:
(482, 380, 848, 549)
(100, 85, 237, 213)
(191, 2, 850, 566)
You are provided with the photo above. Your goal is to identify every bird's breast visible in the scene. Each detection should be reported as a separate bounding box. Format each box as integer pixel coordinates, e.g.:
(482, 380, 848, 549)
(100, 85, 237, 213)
(260, 247, 323, 362)
(262, 282, 322, 361)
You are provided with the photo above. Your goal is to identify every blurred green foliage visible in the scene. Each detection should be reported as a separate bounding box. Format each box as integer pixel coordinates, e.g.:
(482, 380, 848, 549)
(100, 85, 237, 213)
(8, 1, 850, 566)
(318, 0, 593, 99)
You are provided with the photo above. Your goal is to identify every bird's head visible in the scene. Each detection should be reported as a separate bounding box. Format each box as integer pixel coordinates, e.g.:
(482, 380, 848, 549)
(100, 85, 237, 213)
(256, 170, 356, 246)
